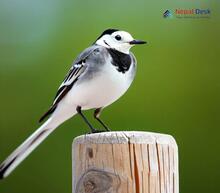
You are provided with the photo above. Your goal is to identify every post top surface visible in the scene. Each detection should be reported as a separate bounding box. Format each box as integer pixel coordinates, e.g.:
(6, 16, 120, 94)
(73, 131, 177, 147)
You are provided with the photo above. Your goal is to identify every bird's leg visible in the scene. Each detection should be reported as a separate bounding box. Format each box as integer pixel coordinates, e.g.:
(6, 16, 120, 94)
(94, 108, 111, 132)
(76, 106, 98, 133)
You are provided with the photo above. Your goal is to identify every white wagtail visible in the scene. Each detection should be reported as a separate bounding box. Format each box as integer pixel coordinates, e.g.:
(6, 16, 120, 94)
(0, 29, 146, 179)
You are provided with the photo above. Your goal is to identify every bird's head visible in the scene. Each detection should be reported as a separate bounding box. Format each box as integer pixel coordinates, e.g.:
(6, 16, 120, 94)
(95, 29, 146, 54)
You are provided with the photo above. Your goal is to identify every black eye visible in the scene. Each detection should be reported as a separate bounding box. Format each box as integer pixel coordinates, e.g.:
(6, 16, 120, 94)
(115, 35, 122, 41)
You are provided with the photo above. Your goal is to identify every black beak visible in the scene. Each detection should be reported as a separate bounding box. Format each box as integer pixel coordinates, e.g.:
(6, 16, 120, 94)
(129, 39, 147, 45)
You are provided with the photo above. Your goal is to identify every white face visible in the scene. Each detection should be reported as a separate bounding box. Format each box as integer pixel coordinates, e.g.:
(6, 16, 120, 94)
(95, 31, 135, 54)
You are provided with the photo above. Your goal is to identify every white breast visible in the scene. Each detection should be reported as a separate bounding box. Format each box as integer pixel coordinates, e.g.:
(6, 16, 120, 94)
(64, 59, 135, 110)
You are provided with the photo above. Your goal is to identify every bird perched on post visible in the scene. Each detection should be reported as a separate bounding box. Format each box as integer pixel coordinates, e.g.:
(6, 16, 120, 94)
(0, 29, 146, 179)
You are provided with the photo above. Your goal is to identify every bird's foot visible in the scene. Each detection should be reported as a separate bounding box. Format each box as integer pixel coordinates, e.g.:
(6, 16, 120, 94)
(87, 128, 110, 134)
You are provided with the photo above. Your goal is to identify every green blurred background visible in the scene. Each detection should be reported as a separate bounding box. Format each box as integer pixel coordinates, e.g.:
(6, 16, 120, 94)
(0, 0, 219, 192)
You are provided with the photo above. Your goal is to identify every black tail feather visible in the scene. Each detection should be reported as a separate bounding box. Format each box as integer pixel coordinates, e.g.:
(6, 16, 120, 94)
(0, 156, 18, 179)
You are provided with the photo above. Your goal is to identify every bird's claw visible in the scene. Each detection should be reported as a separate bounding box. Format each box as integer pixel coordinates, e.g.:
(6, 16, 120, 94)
(87, 128, 110, 134)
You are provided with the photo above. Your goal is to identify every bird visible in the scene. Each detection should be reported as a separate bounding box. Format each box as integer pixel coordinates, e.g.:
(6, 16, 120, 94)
(0, 29, 146, 179)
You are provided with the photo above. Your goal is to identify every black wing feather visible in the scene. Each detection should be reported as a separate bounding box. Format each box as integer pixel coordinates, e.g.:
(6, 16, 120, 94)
(39, 45, 100, 123)
(39, 65, 83, 123)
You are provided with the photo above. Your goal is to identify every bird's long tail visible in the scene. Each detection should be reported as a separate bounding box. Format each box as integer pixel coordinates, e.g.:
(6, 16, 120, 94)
(0, 117, 60, 179)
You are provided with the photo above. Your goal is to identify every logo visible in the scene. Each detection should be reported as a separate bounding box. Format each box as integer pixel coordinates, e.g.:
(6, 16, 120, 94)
(163, 8, 211, 19)
(163, 10, 172, 18)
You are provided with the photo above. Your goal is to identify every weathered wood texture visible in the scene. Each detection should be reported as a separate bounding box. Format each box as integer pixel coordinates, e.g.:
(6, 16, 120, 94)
(72, 131, 178, 193)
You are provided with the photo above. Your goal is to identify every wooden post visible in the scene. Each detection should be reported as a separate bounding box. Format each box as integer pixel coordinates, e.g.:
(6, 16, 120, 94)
(72, 131, 179, 193)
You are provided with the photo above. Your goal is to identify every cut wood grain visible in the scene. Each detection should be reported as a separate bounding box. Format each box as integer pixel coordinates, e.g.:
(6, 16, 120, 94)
(72, 131, 179, 193)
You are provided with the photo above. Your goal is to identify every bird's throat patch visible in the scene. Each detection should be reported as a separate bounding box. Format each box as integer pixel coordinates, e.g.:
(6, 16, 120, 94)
(107, 49, 132, 73)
